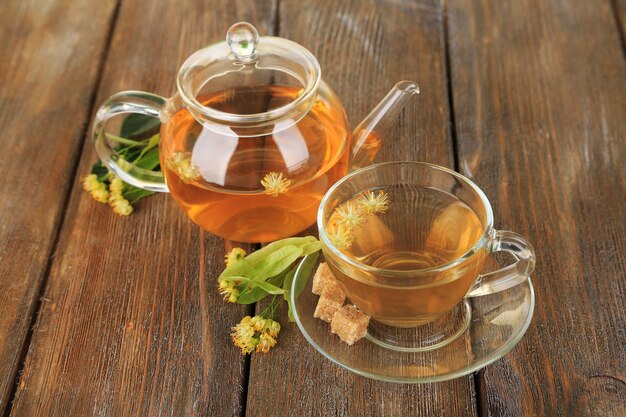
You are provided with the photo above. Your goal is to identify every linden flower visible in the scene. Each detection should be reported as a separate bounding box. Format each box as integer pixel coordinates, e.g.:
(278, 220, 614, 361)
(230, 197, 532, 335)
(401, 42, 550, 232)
(165, 152, 201, 184)
(255, 333, 277, 353)
(107, 175, 133, 216)
(261, 172, 291, 197)
(82, 174, 109, 204)
(117, 156, 133, 172)
(357, 190, 389, 214)
(231, 316, 258, 354)
(109, 195, 133, 216)
(230, 315, 280, 354)
(91, 187, 110, 204)
(266, 320, 281, 337)
(326, 224, 353, 250)
(335, 202, 366, 228)
(82, 174, 100, 192)
(250, 316, 267, 332)
(109, 175, 124, 194)
(225, 247, 247, 267)
(219, 279, 240, 303)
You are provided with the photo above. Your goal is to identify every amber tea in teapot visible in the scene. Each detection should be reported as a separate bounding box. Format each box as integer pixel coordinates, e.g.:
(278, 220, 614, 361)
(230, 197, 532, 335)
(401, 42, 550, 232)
(92, 22, 418, 242)
(161, 85, 349, 242)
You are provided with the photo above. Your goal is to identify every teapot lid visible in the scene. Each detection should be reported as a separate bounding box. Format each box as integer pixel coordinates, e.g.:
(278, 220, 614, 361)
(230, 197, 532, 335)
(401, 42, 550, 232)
(176, 22, 321, 131)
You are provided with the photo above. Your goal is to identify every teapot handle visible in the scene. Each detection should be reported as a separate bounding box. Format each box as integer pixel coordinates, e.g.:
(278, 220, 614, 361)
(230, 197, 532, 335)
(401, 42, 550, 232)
(92, 91, 169, 192)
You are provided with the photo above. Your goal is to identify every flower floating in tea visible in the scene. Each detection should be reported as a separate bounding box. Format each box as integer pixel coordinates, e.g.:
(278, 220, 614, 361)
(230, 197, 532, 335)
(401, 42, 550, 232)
(324, 190, 390, 251)
(165, 152, 201, 184)
(335, 202, 366, 228)
(357, 190, 389, 214)
(326, 224, 353, 250)
(261, 172, 292, 197)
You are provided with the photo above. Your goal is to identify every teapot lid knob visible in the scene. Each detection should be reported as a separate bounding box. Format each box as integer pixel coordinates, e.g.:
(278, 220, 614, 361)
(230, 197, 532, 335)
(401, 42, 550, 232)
(226, 22, 259, 61)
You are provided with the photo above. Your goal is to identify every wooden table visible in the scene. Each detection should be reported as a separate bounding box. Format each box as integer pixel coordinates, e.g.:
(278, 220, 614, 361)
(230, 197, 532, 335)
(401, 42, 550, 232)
(1, 0, 625, 415)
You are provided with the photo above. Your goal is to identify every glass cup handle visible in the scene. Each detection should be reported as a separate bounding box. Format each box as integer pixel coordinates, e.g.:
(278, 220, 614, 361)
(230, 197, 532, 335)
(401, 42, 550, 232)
(92, 90, 169, 192)
(465, 230, 536, 297)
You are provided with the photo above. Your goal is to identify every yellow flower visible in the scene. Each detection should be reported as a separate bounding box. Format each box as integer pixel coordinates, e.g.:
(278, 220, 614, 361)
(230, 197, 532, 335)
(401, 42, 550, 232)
(326, 224, 353, 250)
(109, 175, 125, 195)
(225, 247, 247, 267)
(117, 157, 133, 172)
(83, 174, 110, 203)
(230, 314, 281, 354)
(231, 316, 258, 354)
(109, 196, 133, 216)
(250, 316, 267, 332)
(219, 279, 240, 303)
(335, 202, 365, 228)
(357, 190, 389, 214)
(261, 172, 291, 197)
(165, 152, 201, 184)
(82, 174, 100, 192)
(91, 187, 110, 204)
(266, 319, 281, 337)
(255, 332, 277, 353)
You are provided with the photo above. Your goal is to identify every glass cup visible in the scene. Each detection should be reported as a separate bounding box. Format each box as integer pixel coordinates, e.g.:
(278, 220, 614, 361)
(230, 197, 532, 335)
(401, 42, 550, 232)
(317, 162, 535, 344)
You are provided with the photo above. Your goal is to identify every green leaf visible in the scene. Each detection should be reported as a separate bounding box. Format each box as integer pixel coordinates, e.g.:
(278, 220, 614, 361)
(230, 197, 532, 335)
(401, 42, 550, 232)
(292, 252, 320, 299)
(300, 240, 322, 256)
(120, 113, 161, 138)
(217, 237, 322, 306)
(137, 133, 160, 160)
(105, 132, 146, 147)
(284, 252, 320, 322)
(90, 159, 108, 179)
(221, 245, 305, 281)
(219, 237, 318, 280)
(235, 273, 287, 304)
(123, 185, 156, 204)
(236, 287, 269, 304)
(252, 280, 285, 294)
(134, 147, 161, 170)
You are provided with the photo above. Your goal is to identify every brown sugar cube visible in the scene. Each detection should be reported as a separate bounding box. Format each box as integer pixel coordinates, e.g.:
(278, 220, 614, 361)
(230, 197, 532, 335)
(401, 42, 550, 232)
(313, 281, 346, 322)
(320, 281, 346, 304)
(312, 262, 335, 295)
(330, 305, 370, 345)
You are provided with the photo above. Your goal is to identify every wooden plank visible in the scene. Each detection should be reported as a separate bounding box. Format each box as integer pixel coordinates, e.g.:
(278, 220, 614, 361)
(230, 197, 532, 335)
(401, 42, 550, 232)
(8, 1, 276, 416)
(246, 1, 478, 416)
(0, 0, 118, 412)
(448, 0, 626, 415)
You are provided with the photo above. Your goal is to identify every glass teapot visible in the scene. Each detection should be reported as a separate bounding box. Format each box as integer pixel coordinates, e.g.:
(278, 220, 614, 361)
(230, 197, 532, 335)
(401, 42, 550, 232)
(93, 22, 418, 243)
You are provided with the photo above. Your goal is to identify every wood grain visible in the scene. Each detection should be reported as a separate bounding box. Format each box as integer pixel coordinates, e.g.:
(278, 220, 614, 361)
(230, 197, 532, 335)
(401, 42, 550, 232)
(0, 0, 118, 412)
(245, 1, 478, 416)
(8, 1, 275, 416)
(448, 0, 626, 415)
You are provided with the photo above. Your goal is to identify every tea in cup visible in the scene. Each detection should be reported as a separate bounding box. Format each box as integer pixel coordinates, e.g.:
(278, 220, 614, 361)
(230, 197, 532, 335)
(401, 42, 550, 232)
(318, 162, 535, 329)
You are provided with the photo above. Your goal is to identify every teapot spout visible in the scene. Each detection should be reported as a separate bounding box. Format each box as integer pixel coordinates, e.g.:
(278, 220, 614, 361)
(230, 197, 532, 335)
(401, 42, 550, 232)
(350, 81, 419, 171)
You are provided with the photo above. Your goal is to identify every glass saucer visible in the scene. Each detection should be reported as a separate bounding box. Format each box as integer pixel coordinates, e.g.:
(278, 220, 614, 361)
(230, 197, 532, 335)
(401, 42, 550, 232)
(290, 255, 535, 383)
